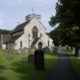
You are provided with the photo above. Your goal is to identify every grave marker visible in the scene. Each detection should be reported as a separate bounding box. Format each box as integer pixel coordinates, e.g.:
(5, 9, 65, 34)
(28, 54, 34, 64)
(43, 47, 50, 54)
(34, 50, 44, 70)
(7, 51, 13, 59)
(53, 47, 58, 54)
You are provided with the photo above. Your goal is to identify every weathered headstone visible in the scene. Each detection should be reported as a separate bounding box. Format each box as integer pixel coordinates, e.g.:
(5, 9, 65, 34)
(44, 47, 50, 54)
(22, 57, 28, 61)
(34, 50, 44, 70)
(28, 54, 34, 64)
(7, 51, 13, 59)
(24, 47, 28, 52)
(53, 47, 58, 54)
(18, 48, 21, 53)
(72, 50, 75, 55)
(18, 48, 29, 53)
(3, 49, 9, 54)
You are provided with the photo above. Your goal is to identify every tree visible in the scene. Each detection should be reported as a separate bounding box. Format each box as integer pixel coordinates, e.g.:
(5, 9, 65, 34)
(49, 0, 80, 56)
(0, 29, 11, 34)
(49, 27, 61, 46)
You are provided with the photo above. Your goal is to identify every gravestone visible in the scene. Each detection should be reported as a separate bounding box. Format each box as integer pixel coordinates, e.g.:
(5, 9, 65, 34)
(24, 47, 28, 52)
(7, 51, 13, 59)
(3, 49, 9, 54)
(22, 57, 28, 61)
(18, 48, 21, 53)
(44, 47, 50, 54)
(34, 50, 44, 70)
(72, 50, 75, 55)
(53, 47, 58, 54)
(28, 54, 34, 64)
(18, 48, 29, 53)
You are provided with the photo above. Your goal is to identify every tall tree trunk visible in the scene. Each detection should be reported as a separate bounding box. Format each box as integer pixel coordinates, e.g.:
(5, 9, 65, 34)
(75, 47, 79, 57)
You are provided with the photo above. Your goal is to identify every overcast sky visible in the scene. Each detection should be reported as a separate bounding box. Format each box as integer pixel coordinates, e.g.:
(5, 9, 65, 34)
(0, 0, 58, 32)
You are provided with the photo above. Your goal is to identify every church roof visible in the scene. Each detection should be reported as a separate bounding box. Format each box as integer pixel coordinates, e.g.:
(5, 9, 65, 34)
(2, 20, 30, 44)
(11, 20, 30, 33)
(5, 36, 19, 43)
(0, 34, 11, 44)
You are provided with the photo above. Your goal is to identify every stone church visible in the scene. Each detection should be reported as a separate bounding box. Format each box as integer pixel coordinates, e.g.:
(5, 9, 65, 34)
(0, 14, 54, 50)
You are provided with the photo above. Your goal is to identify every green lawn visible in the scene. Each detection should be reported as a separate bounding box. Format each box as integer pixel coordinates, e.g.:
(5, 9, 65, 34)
(66, 49, 80, 79)
(0, 49, 59, 80)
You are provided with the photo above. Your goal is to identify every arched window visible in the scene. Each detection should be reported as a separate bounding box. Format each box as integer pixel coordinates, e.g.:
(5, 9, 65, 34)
(48, 40, 49, 46)
(40, 33, 42, 38)
(32, 26, 38, 39)
(20, 41, 22, 48)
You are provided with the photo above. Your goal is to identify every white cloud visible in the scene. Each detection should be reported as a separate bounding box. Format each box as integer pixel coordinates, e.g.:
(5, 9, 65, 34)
(0, 0, 58, 32)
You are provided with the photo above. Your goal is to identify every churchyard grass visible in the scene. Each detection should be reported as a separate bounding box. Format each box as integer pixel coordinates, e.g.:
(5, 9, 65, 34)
(63, 48, 80, 79)
(68, 50, 80, 79)
(0, 49, 59, 80)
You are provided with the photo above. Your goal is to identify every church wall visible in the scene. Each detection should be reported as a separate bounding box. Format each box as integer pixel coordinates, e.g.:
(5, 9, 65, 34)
(6, 43, 14, 50)
(35, 34, 54, 49)
(41, 33, 54, 48)
(2, 44, 6, 49)
(23, 17, 46, 49)
(24, 17, 46, 38)
(13, 17, 54, 50)
(24, 17, 54, 49)
(14, 34, 29, 50)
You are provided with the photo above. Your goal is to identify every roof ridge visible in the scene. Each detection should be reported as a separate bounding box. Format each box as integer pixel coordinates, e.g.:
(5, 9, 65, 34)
(11, 20, 30, 33)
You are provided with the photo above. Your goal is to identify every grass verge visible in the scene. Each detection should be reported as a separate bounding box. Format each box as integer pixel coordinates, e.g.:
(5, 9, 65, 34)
(66, 49, 80, 79)
(0, 49, 59, 80)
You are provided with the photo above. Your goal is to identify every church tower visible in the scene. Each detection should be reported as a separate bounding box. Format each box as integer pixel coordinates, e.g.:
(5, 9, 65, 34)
(25, 14, 41, 21)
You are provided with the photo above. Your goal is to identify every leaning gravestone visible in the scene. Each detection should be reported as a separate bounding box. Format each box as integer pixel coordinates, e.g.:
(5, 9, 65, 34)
(28, 48, 36, 63)
(18, 48, 29, 53)
(7, 51, 13, 59)
(18, 48, 25, 53)
(23, 47, 28, 52)
(44, 47, 50, 54)
(34, 50, 44, 70)
(28, 54, 34, 64)
(53, 47, 58, 54)
(18, 48, 21, 54)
